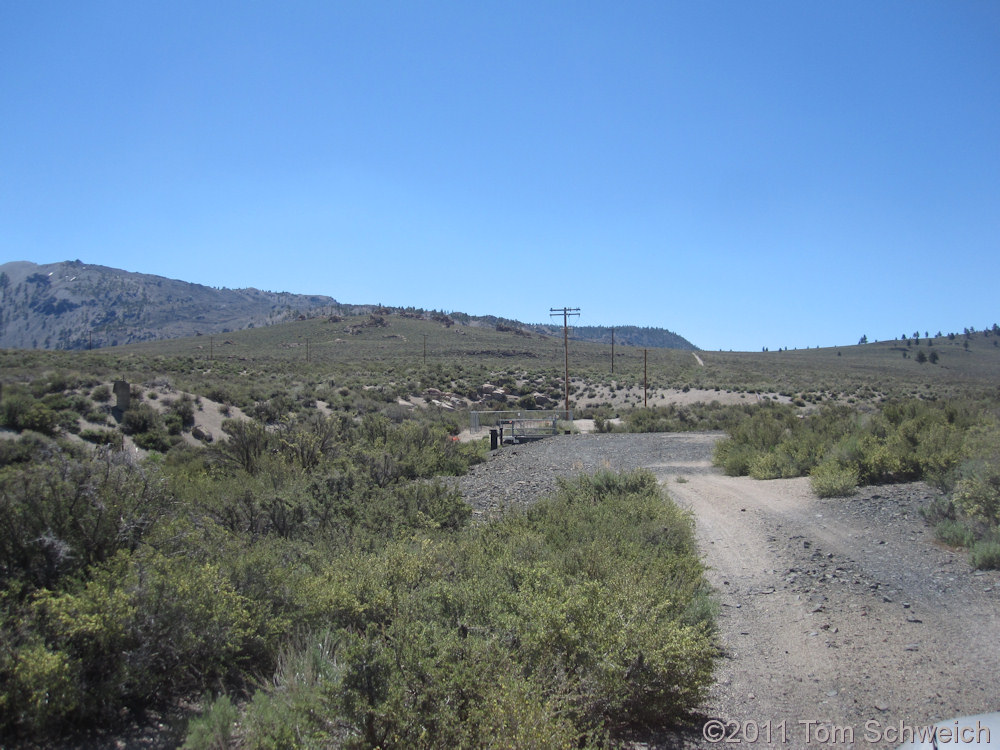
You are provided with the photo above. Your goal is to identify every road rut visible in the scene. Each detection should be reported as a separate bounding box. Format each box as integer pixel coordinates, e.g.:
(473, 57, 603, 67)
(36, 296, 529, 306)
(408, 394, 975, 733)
(652, 442, 1000, 748)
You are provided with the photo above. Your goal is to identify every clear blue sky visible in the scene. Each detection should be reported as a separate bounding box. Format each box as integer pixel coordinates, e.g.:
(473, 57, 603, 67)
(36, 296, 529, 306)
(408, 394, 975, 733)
(2, 2, 997, 351)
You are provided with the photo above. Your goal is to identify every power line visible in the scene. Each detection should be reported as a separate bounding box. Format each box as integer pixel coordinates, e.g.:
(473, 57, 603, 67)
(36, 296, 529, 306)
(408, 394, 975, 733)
(644, 348, 648, 407)
(549, 307, 580, 414)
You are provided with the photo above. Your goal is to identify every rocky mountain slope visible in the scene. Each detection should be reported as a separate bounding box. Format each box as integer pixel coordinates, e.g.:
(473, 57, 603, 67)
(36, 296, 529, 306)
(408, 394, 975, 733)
(0, 260, 339, 350)
(0, 260, 698, 351)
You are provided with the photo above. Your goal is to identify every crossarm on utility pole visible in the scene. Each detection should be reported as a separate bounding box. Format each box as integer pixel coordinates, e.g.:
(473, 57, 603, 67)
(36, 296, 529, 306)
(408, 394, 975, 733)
(549, 307, 580, 414)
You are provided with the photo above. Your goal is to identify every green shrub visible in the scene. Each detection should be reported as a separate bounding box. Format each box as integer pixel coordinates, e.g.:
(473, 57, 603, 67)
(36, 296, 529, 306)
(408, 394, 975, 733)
(275, 414, 339, 470)
(39, 392, 73, 412)
(1, 394, 32, 429)
(969, 540, 1000, 570)
(121, 403, 162, 435)
(748, 450, 795, 480)
(809, 461, 859, 497)
(714, 398, 990, 489)
(194, 471, 716, 748)
(623, 403, 752, 434)
(229, 627, 590, 750)
(79, 428, 119, 446)
(713, 439, 754, 476)
(0, 447, 169, 588)
(23, 404, 60, 436)
(28, 547, 256, 724)
(0, 394, 59, 436)
(85, 409, 108, 425)
(1, 640, 79, 736)
(166, 395, 197, 430)
(592, 414, 617, 433)
(181, 694, 239, 750)
(132, 429, 172, 452)
(950, 425, 1000, 526)
(0, 432, 57, 468)
(480, 470, 717, 727)
(952, 468, 1000, 526)
(934, 519, 975, 548)
(164, 412, 185, 435)
(218, 418, 269, 475)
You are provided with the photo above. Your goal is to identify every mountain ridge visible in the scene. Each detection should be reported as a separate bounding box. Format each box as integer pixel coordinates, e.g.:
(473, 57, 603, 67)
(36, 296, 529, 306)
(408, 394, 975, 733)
(0, 260, 340, 350)
(0, 260, 697, 351)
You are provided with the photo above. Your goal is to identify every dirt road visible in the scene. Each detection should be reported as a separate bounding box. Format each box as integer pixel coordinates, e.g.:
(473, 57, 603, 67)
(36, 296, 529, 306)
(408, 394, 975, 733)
(458, 432, 999, 747)
(645, 434, 1000, 748)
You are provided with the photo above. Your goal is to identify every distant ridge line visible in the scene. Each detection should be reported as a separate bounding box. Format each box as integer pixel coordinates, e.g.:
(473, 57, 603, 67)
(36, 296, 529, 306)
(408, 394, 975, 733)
(0, 260, 697, 351)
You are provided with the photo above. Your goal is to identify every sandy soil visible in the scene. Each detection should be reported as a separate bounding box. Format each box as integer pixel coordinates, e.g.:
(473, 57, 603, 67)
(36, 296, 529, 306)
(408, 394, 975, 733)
(573, 386, 780, 411)
(130, 382, 248, 447)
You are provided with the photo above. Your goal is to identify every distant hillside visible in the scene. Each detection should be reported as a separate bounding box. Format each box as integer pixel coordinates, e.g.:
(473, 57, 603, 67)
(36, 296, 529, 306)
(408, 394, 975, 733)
(530, 324, 697, 351)
(0, 260, 699, 352)
(0, 260, 340, 350)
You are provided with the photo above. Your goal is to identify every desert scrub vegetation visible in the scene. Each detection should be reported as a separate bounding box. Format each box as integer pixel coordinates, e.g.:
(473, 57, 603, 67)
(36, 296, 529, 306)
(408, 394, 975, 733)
(183, 470, 716, 749)
(921, 416, 1000, 569)
(713, 398, 1000, 567)
(0, 406, 716, 746)
(0, 413, 480, 742)
(713, 399, 982, 486)
(0, 378, 98, 437)
(620, 402, 760, 433)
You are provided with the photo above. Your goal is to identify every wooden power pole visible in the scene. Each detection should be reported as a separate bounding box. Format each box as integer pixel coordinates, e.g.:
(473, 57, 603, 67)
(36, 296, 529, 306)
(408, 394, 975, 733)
(611, 327, 615, 375)
(550, 307, 580, 414)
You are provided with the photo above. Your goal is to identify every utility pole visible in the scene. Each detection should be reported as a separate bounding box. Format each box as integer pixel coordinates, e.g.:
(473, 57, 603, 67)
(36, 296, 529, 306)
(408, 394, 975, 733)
(423, 334, 427, 365)
(644, 348, 648, 407)
(611, 327, 615, 375)
(550, 307, 580, 415)
(210, 336, 213, 362)
(306, 338, 310, 363)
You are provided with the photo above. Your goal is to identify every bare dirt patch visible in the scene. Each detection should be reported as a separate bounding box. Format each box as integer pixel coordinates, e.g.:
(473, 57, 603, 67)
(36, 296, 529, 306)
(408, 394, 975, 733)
(573, 387, 781, 411)
(131, 382, 247, 446)
(657, 466, 1000, 748)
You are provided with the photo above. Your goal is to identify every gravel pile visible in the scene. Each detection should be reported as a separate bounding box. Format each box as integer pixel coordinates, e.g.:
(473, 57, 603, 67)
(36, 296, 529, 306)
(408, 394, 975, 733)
(452, 432, 722, 520)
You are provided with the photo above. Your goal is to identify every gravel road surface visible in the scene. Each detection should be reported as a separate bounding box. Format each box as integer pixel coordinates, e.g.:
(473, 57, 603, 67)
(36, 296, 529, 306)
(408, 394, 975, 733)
(456, 433, 1000, 749)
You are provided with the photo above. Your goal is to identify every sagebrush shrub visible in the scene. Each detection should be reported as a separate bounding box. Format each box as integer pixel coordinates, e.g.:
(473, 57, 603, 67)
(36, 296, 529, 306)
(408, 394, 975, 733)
(181, 694, 238, 750)
(934, 519, 975, 548)
(0, 447, 169, 588)
(120, 403, 162, 435)
(184, 471, 716, 748)
(29, 548, 255, 723)
(748, 451, 794, 480)
(969, 540, 1000, 570)
(809, 461, 858, 497)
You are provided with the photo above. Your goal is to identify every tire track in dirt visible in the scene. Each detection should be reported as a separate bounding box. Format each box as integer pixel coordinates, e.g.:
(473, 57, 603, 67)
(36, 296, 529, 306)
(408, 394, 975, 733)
(652, 445, 1000, 749)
